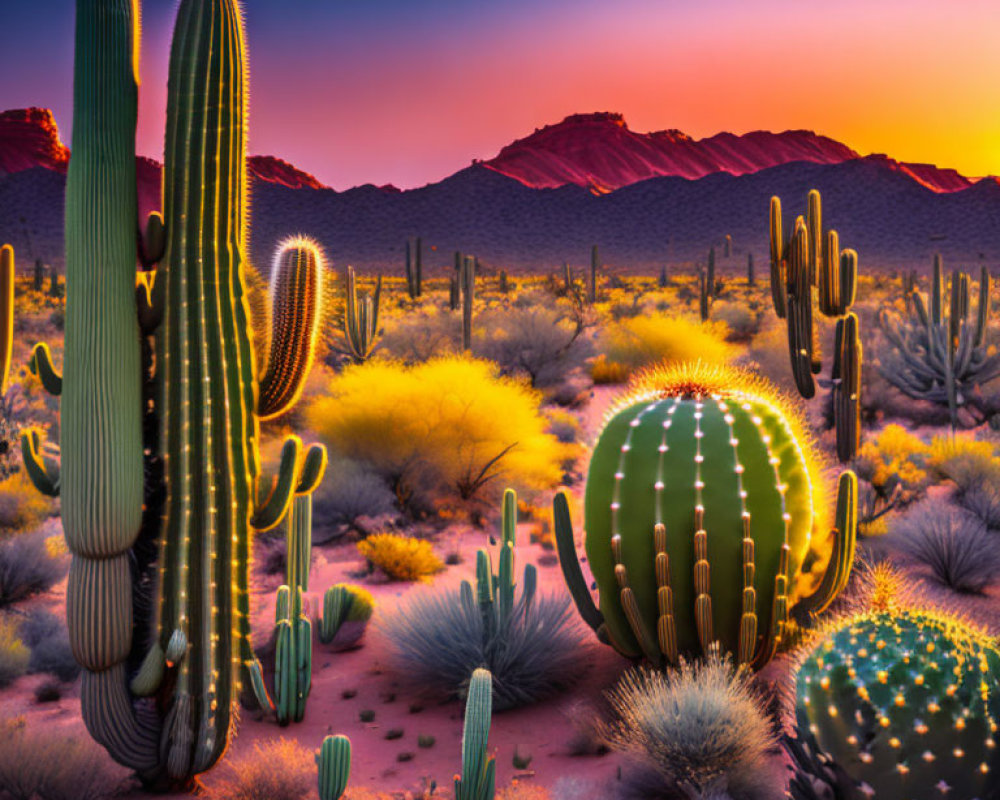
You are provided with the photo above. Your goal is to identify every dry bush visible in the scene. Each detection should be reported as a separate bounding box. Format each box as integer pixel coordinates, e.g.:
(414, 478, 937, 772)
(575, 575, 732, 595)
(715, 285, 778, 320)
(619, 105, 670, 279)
(307, 357, 571, 513)
(357, 533, 444, 582)
(207, 737, 315, 800)
(378, 307, 461, 362)
(590, 353, 631, 385)
(926, 436, 1000, 496)
(712, 301, 760, 342)
(598, 315, 733, 376)
(311, 456, 396, 539)
(0, 715, 130, 800)
(0, 615, 29, 687)
(603, 657, 780, 800)
(19, 608, 79, 682)
(0, 529, 67, 608)
(0, 471, 53, 533)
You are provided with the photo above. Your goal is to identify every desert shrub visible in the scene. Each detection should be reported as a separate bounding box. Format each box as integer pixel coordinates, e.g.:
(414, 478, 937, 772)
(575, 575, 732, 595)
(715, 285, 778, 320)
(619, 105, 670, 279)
(307, 357, 571, 512)
(0, 716, 130, 800)
(207, 737, 314, 800)
(597, 315, 733, 375)
(0, 471, 53, 533)
(474, 307, 592, 390)
(545, 408, 582, 445)
(357, 533, 443, 582)
(603, 657, 780, 800)
(712, 302, 759, 342)
(311, 456, 396, 539)
(378, 308, 461, 362)
(853, 424, 929, 528)
(926, 436, 1000, 497)
(0, 616, 29, 687)
(0, 529, 67, 607)
(889, 502, 1000, 594)
(590, 353, 631, 385)
(958, 482, 1000, 529)
(19, 608, 79, 682)
(745, 320, 796, 395)
(381, 578, 581, 710)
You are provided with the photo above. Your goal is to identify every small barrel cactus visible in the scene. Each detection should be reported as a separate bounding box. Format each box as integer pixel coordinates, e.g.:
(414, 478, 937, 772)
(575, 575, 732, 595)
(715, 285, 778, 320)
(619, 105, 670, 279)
(317, 734, 351, 800)
(796, 608, 1000, 799)
(555, 362, 856, 669)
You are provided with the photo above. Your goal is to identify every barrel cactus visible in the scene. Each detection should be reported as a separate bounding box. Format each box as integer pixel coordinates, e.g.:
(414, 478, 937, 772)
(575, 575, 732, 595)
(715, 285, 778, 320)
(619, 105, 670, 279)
(796, 608, 1000, 799)
(555, 362, 856, 669)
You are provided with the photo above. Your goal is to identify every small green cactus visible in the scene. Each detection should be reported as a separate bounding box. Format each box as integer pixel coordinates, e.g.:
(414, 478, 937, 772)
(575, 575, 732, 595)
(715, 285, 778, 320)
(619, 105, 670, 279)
(405, 236, 423, 299)
(455, 668, 496, 800)
(461, 255, 476, 351)
(796, 607, 1000, 799)
(344, 266, 381, 363)
(317, 734, 351, 800)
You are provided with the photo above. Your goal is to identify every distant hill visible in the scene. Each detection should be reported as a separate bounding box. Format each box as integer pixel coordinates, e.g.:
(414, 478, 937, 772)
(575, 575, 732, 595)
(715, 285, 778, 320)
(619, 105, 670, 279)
(1, 107, 997, 273)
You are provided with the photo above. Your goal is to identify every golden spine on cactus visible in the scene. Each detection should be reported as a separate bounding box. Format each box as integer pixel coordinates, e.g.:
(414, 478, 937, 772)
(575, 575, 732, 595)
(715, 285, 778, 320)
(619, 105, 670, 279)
(258, 236, 324, 420)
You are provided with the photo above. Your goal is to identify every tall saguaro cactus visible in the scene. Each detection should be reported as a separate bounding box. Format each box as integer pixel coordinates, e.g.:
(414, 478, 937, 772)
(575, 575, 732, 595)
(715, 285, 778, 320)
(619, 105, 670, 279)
(21, 0, 324, 786)
(0, 245, 13, 395)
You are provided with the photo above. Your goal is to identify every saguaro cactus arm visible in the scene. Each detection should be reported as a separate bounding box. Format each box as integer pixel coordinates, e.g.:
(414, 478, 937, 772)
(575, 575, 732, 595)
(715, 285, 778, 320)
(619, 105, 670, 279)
(552, 492, 606, 635)
(29, 343, 63, 396)
(20, 427, 60, 496)
(252, 435, 304, 531)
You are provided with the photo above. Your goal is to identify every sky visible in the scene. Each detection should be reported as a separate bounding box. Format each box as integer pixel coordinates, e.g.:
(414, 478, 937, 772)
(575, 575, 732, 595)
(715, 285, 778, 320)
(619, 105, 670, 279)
(1, 0, 999, 190)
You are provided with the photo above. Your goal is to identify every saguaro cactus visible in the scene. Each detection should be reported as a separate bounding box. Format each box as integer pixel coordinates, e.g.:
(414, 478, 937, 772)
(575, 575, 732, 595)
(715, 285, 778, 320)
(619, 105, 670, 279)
(589, 245, 599, 303)
(405, 236, 423, 299)
(462, 255, 476, 351)
(20, 0, 325, 784)
(769, 190, 861, 461)
(554, 362, 856, 669)
(454, 668, 496, 800)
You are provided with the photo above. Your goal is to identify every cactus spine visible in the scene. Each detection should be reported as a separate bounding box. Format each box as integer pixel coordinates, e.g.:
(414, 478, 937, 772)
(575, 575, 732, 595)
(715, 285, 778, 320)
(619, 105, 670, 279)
(768, 190, 861, 461)
(344, 266, 382, 363)
(553, 363, 856, 669)
(405, 236, 423, 299)
(454, 668, 496, 800)
(20, 0, 325, 783)
(317, 735, 352, 800)
(0, 245, 12, 395)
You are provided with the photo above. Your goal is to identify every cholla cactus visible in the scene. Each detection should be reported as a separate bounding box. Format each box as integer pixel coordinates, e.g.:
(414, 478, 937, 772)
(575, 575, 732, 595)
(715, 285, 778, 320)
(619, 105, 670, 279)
(878, 258, 998, 431)
(795, 607, 1000, 799)
(554, 362, 856, 670)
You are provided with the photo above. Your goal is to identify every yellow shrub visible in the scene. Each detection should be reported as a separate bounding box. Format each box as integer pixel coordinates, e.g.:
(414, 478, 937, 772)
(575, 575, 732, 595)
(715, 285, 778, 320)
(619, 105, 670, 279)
(598, 315, 734, 374)
(590, 353, 631, 385)
(357, 533, 443, 582)
(0, 471, 53, 534)
(306, 357, 570, 510)
(0, 615, 29, 687)
(926, 435, 1000, 489)
(856, 424, 928, 491)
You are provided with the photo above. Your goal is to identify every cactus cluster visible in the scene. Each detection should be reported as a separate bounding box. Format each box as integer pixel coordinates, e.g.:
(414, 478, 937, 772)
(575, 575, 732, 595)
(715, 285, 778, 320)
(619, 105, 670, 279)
(554, 362, 856, 670)
(405, 236, 423, 299)
(879, 257, 997, 431)
(18, 0, 325, 784)
(769, 190, 861, 462)
(344, 265, 382, 362)
(796, 608, 1000, 799)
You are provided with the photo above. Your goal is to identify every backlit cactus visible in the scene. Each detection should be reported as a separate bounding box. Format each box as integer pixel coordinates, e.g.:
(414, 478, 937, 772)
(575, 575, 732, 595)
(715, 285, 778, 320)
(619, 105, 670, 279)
(0, 244, 12, 395)
(317, 735, 352, 800)
(344, 265, 382, 362)
(259, 237, 325, 419)
(454, 668, 496, 800)
(796, 609, 1000, 799)
(879, 258, 998, 431)
(768, 190, 861, 461)
(19, 0, 325, 784)
(554, 362, 856, 669)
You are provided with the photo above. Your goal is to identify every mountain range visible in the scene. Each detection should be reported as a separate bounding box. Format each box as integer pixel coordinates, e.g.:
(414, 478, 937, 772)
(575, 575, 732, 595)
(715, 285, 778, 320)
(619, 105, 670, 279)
(1, 107, 998, 273)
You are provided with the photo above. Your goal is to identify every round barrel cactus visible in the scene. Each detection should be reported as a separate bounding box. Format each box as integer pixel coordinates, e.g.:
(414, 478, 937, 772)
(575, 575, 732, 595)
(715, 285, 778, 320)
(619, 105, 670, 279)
(554, 362, 856, 668)
(796, 609, 1000, 799)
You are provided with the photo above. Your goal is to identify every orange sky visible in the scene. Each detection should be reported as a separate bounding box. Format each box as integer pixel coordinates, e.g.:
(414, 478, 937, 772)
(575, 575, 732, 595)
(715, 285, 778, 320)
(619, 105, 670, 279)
(4, 0, 999, 188)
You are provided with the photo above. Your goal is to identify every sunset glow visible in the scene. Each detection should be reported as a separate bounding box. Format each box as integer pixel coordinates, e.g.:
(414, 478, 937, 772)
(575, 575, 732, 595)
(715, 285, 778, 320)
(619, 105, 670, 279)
(2, 0, 998, 188)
